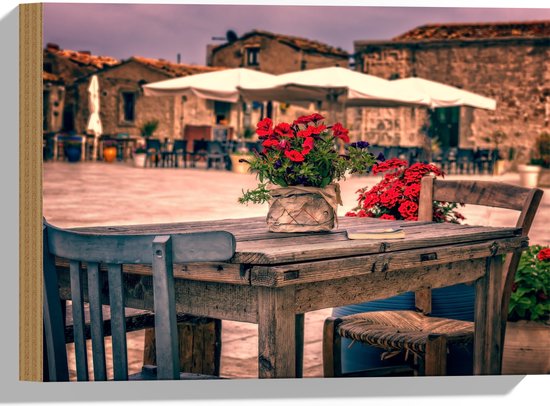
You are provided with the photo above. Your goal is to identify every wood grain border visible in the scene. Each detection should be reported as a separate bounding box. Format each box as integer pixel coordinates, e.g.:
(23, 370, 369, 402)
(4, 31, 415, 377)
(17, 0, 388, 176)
(19, 2, 43, 382)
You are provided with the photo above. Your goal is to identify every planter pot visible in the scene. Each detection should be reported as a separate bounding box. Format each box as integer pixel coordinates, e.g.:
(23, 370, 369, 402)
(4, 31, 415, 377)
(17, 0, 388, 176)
(65, 146, 81, 163)
(493, 159, 508, 176)
(103, 146, 117, 163)
(133, 153, 147, 168)
(230, 154, 252, 174)
(538, 168, 550, 188)
(502, 320, 550, 374)
(517, 164, 542, 188)
(266, 184, 342, 233)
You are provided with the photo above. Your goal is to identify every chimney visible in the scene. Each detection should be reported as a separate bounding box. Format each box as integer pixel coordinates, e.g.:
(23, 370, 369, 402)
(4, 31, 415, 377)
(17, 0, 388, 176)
(78, 50, 92, 55)
(177, 53, 181, 64)
(46, 43, 60, 51)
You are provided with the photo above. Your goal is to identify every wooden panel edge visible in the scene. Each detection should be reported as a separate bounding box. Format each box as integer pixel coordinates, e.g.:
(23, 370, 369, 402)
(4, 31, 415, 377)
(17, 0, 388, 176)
(19, 3, 43, 382)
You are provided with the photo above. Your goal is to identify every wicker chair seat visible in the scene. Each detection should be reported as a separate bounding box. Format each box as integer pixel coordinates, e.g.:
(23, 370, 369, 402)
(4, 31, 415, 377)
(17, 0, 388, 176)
(337, 310, 474, 354)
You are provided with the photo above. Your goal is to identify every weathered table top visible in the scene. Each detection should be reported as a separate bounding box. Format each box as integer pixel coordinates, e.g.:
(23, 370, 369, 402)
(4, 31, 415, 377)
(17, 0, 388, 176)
(70, 216, 525, 287)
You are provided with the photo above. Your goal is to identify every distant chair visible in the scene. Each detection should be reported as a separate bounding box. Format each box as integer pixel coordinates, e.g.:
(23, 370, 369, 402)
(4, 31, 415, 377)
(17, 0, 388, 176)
(145, 139, 162, 167)
(43, 219, 236, 381)
(189, 139, 209, 168)
(206, 141, 229, 170)
(456, 149, 475, 174)
(171, 140, 188, 168)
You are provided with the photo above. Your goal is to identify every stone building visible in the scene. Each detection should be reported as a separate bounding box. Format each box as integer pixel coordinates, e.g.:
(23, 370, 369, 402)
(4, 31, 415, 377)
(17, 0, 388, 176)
(209, 29, 349, 74)
(353, 21, 550, 161)
(209, 30, 350, 128)
(43, 44, 120, 133)
(71, 56, 222, 139)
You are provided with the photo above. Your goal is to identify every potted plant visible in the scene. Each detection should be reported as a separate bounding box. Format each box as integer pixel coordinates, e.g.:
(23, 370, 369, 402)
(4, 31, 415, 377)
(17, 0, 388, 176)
(64, 137, 83, 163)
(518, 132, 549, 187)
(238, 113, 381, 232)
(140, 119, 159, 139)
(102, 140, 118, 163)
(132, 144, 147, 168)
(503, 245, 550, 374)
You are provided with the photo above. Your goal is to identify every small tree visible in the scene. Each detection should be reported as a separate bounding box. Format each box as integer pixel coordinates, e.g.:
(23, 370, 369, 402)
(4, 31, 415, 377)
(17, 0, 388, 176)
(140, 119, 159, 138)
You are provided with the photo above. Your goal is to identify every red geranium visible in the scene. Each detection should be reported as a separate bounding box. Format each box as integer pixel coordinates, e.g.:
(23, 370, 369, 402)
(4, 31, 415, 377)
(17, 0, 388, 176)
(537, 248, 550, 261)
(380, 214, 396, 220)
(346, 161, 464, 223)
(256, 117, 273, 138)
(302, 137, 315, 156)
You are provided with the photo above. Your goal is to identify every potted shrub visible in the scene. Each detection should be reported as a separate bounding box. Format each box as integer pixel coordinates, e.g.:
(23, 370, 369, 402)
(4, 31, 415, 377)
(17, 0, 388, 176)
(518, 132, 549, 187)
(238, 113, 381, 232)
(503, 245, 550, 374)
(64, 137, 82, 163)
(140, 119, 159, 139)
(102, 140, 118, 163)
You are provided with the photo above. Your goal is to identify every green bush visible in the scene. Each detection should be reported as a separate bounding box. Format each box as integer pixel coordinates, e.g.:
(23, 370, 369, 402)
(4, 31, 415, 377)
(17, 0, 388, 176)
(508, 245, 550, 322)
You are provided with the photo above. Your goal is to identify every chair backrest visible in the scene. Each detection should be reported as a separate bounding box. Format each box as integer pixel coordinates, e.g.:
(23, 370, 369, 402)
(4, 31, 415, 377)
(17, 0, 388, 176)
(206, 141, 225, 154)
(43, 220, 236, 381)
(145, 138, 161, 152)
(172, 139, 187, 152)
(417, 177, 543, 343)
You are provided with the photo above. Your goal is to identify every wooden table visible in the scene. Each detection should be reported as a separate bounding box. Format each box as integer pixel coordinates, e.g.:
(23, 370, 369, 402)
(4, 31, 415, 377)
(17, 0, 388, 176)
(57, 216, 527, 378)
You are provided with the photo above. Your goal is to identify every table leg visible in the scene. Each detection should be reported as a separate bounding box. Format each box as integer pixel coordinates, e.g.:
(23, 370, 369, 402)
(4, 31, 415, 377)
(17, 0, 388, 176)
(295, 313, 304, 378)
(257, 286, 296, 379)
(474, 255, 504, 375)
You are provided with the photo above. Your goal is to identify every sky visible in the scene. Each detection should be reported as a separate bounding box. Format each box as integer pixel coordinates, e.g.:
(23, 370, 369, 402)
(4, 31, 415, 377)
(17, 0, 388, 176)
(43, 3, 550, 66)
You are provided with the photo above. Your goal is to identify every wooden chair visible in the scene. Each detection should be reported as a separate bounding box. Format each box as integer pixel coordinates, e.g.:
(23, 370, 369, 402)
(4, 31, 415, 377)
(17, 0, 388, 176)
(43, 220, 236, 381)
(323, 177, 543, 377)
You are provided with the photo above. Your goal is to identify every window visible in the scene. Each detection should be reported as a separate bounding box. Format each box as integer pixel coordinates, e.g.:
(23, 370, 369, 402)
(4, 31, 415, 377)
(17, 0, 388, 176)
(246, 47, 260, 67)
(121, 92, 136, 123)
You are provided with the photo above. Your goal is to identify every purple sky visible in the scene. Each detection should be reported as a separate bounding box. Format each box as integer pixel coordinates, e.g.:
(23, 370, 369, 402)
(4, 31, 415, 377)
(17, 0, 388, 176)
(43, 4, 550, 65)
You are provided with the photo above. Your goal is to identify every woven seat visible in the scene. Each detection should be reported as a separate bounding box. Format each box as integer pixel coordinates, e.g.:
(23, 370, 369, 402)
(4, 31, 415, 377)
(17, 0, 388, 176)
(323, 177, 543, 377)
(337, 311, 473, 354)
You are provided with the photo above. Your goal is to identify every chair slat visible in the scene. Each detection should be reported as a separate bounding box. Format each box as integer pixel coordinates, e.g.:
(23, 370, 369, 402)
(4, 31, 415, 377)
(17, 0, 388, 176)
(69, 260, 89, 381)
(87, 262, 107, 381)
(107, 263, 128, 380)
(152, 236, 180, 380)
(42, 226, 69, 382)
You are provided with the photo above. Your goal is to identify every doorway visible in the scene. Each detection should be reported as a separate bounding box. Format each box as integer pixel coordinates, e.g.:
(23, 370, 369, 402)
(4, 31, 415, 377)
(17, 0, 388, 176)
(429, 107, 460, 149)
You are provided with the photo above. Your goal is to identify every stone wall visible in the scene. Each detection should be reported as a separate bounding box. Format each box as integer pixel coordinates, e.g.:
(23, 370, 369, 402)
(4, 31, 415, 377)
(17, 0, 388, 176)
(354, 38, 550, 159)
(211, 35, 348, 74)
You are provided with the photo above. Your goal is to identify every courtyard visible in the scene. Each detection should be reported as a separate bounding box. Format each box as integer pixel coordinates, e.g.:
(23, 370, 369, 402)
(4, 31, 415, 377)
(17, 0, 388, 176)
(43, 161, 550, 379)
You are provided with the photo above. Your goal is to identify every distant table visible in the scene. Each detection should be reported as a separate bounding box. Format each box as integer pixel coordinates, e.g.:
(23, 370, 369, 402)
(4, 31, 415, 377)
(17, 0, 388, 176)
(56, 216, 526, 378)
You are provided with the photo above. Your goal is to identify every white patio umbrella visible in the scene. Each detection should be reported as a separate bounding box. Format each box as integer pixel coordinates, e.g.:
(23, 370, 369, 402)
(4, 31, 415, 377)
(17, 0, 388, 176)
(86, 75, 103, 160)
(143, 68, 277, 102)
(237, 67, 429, 123)
(387, 77, 497, 110)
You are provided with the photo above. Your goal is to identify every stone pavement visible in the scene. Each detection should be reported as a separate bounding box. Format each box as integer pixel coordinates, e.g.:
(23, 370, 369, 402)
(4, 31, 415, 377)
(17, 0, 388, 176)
(43, 161, 549, 379)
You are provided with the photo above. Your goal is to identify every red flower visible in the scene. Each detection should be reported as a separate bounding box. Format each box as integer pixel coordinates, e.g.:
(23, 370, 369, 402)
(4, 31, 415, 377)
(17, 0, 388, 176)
(284, 150, 305, 162)
(372, 158, 408, 175)
(293, 113, 324, 125)
(404, 183, 421, 199)
(297, 128, 312, 138)
(398, 200, 418, 219)
(332, 122, 350, 143)
(302, 137, 315, 156)
(256, 117, 273, 138)
(380, 189, 400, 209)
(278, 139, 291, 150)
(380, 214, 396, 220)
(537, 248, 550, 261)
(308, 124, 327, 136)
(274, 122, 294, 138)
(262, 139, 279, 149)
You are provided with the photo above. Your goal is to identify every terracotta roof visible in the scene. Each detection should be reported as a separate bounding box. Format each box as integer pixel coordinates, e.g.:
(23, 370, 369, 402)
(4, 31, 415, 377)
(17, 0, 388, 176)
(215, 30, 349, 57)
(393, 21, 550, 41)
(130, 56, 224, 77)
(42, 71, 63, 83)
(44, 46, 120, 69)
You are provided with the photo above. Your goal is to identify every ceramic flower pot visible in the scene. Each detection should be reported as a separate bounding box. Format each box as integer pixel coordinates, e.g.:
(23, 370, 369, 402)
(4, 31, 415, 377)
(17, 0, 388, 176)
(266, 184, 342, 233)
(65, 146, 81, 162)
(517, 164, 542, 188)
(133, 153, 146, 168)
(103, 146, 117, 163)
